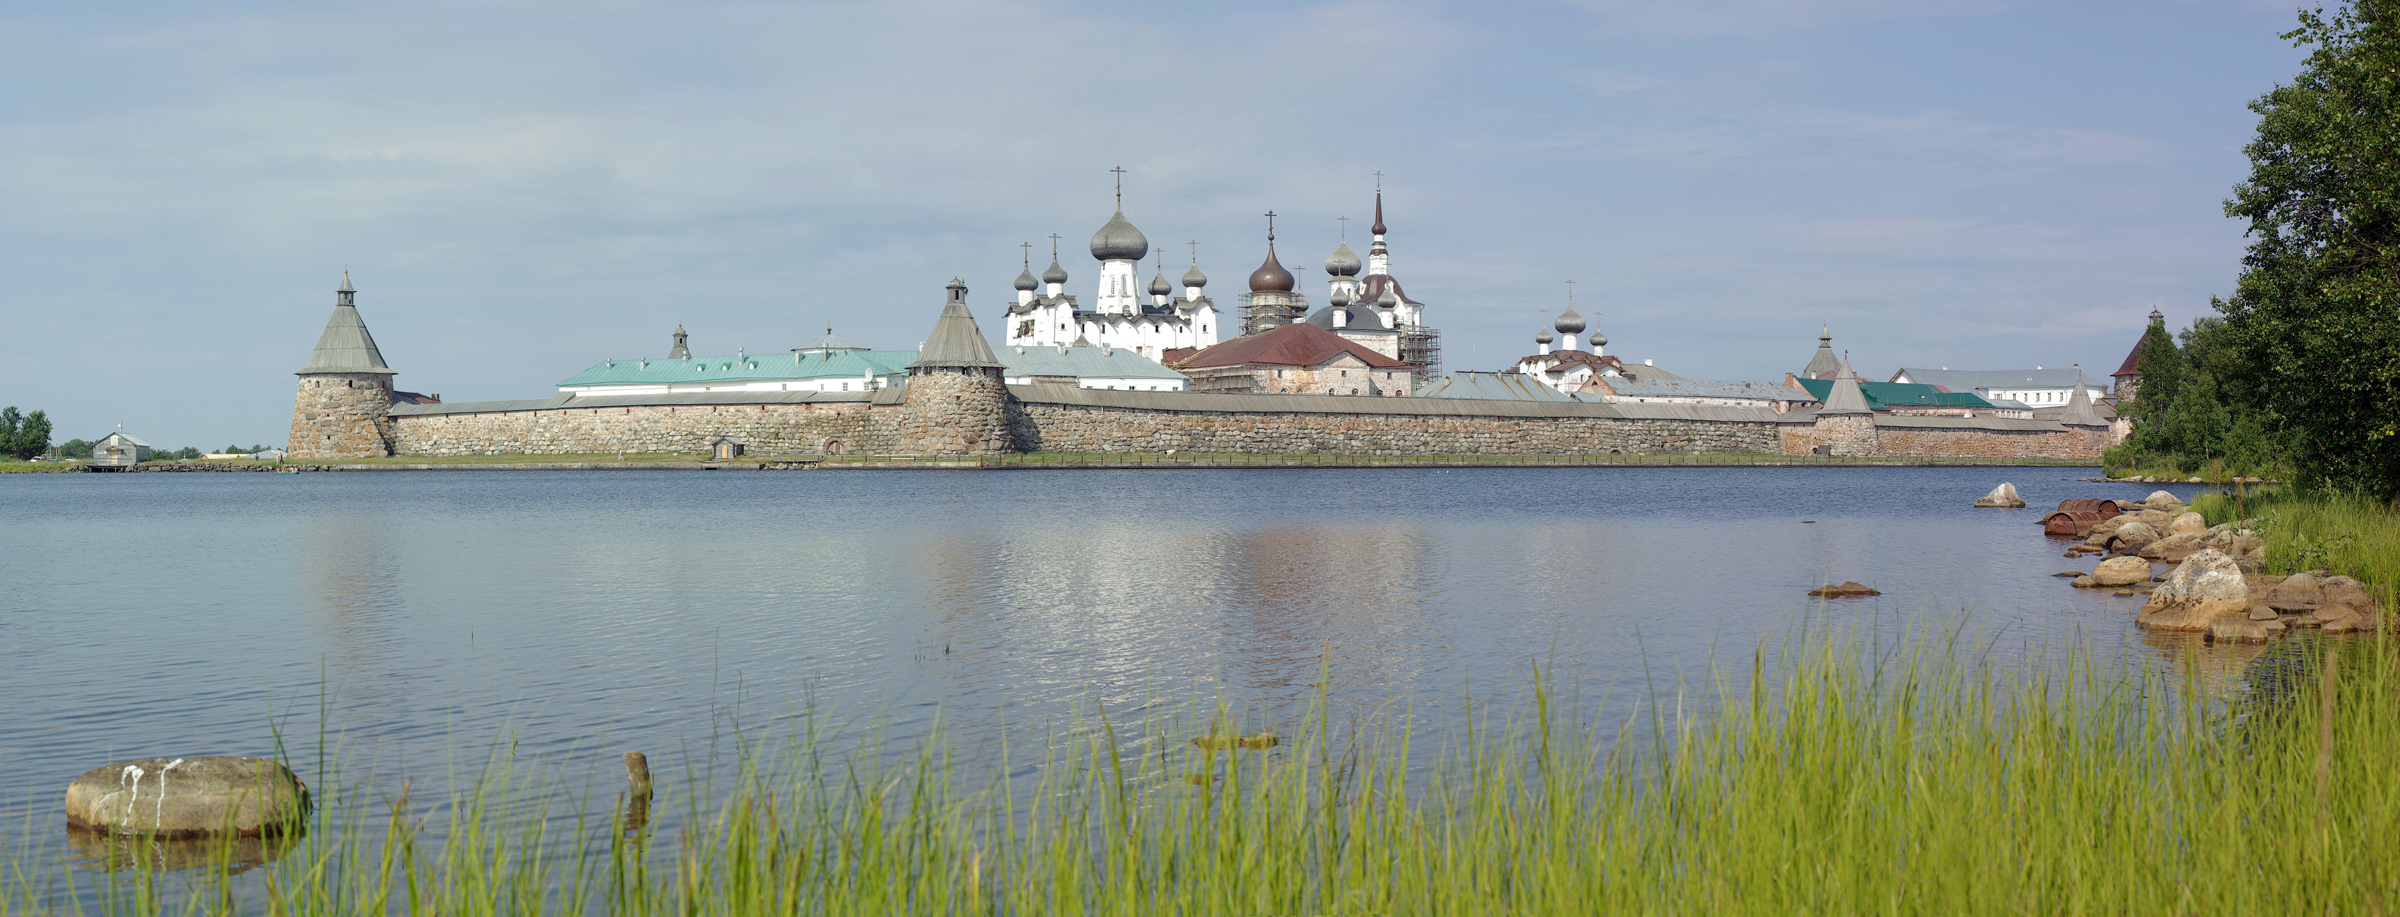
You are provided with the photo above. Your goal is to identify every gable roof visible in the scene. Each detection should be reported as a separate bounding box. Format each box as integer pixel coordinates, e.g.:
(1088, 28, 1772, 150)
(997, 344, 1188, 381)
(1790, 377, 1994, 411)
(1596, 378, 1817, 403)
(1892, 367, 2108, 392)
(97, 432, 151, 448)
(1177, 322, 1410, 370)
(1412, 371, 1583, 401)
(558, 350, 916, 387)
(298, 303, 393, 374)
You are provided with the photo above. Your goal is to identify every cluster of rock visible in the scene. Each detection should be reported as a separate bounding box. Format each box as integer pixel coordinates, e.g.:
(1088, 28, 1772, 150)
(2054, 490, 2383, 644)
(2064, 491, 2263, 570)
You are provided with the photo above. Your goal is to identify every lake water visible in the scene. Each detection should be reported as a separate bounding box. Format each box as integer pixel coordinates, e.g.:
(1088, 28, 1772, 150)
(0, 466, 2203, 847)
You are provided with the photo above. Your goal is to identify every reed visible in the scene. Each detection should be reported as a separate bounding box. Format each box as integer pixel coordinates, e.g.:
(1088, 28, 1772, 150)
(8, 631, 2397, 914)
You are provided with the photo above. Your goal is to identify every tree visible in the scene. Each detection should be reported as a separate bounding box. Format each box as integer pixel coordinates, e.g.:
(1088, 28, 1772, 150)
(57, 438, 92, 460)
(2220, 0, 2400, 499)
(0, 407, 46, 460)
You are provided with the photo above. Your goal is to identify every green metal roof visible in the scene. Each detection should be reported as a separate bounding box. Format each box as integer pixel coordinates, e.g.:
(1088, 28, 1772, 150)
(558, 350, 916, 387)
(1792, 376, 1995, 411)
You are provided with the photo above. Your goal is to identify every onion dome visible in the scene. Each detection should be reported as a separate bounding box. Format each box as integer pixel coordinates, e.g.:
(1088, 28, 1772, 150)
(1090, 209, 1149, 261)
(1249, 247, 1296, 293)
(1014, 266, 1040, 292)
(1374, 284, 1400, 309)
(1535, 323, 1555, 346)
(1590, 329, 1608, 348)
(1042, 257, 1068, 286)
(1371, 189, 1386, 236)
(1554, 304, 1586, 336)
(1331, 285, 1351, 307)
(1148, 270, 1172, 297)
(1182, 262, 1207, 289)
(1324, 242, 1362, 277)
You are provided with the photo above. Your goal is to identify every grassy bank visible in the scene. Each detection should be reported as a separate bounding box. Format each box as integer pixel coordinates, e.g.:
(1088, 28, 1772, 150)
(10, 630, 2395, 914)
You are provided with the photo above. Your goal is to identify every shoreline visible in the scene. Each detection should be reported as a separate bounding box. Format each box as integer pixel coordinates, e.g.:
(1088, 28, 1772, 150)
(15, 454, 2109, 472)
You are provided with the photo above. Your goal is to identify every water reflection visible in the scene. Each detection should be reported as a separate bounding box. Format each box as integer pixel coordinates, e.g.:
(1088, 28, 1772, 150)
(67, 827, 300, 875)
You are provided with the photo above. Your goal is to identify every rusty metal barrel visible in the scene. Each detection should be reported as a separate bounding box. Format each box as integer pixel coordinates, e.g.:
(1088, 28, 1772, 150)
(2053, 498, 2122, 517)
(2043, 511, 2109, 536)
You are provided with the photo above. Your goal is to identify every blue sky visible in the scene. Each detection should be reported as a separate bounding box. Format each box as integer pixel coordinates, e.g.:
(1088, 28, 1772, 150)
(0, 0, 2312, 448)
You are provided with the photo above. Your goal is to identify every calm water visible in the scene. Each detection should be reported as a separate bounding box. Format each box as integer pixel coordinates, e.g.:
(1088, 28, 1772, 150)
(0, 466, 2200, 840)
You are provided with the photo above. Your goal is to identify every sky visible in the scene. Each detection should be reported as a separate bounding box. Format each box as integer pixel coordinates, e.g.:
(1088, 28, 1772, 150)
(0, 0, 2317, 449)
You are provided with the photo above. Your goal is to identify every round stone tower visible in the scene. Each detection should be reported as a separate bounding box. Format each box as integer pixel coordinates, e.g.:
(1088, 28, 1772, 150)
(899, 279, 1013, 455)
(287, 273, 398, 458)
(1813, 357, 1880, 457)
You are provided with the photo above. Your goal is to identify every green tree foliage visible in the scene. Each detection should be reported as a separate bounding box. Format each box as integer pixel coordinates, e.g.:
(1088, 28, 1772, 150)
(2112, 316, 2285, 474)
(56, 438, 92, 460)
(0, 407, 52, 460)
(2220, 1, 2400, 498)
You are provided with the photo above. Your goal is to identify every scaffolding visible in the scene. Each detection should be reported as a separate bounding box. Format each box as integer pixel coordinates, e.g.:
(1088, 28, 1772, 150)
(1400, 325, 1443, 383)
(1236, 291, 1310, 336)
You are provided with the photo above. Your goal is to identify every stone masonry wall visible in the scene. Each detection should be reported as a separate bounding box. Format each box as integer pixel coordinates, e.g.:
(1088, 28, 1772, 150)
(1874, 425, 2112, 460)
(1010, 401, 1783, 455)
(390, 402, 898, 456)
(893, 367, 1011, 454)
(289, 373, 396, 459)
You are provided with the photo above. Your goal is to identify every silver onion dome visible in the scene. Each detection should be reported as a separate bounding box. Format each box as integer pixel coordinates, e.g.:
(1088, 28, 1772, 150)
(1090, 209, 1149, 261)
(1535, 324, 1555, 345)
(1014, 267, 1040, 292)
(1591, 329, 1609, 348)
(1554, 304, 1587, 336)
(1042, 258, 1068, 286)
(1330, 285, 1351, 307)
(1324, 242, 1362, 277)
(1148, 270, 1172, 297)
(1181, 263, 1207, 289)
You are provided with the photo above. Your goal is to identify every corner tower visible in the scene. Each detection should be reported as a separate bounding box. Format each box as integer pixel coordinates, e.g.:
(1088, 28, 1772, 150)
(899, 279, 1013, 455)
(287, 273, 398, 458)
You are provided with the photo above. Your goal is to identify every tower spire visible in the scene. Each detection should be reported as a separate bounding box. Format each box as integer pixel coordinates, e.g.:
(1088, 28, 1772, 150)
(1110, 165, 1126, 209)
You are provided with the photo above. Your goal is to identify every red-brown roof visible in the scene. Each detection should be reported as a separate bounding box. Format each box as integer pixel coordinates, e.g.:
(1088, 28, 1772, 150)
(1160, 346, 1200, 367)
(2112, 332, 2148, 378)
(1358, 274, 1421, 306)
(1179, 322, 1411, 370)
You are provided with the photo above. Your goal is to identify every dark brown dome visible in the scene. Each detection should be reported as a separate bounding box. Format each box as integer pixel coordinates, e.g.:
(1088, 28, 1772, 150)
(1248, 247, 1295, 293)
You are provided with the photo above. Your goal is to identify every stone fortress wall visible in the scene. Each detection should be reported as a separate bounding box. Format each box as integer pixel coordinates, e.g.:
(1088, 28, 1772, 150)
(371, 384, 2111, 460)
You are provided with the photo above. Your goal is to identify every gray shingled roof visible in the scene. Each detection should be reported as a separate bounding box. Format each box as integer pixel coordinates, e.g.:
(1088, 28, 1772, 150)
(1894, 367, 2108, 392)
(2050, 383, 2110, 427)
(1410, 372, 1582, 401)
(1818, 360, 1874, 415)
(1802, 333, 1840, 380)
(298, 303, 393, 374)
(389, 391, 876, 417)
(998, 344, 1188, 381)
(910, 284, 1005, 369)
(1600, 378, 1816, 403)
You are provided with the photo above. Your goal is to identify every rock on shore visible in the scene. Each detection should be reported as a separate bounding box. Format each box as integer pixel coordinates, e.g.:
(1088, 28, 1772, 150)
(2136, 549, 2251, 632)
(64, 756, 308, 837)
(1973, 482, 2027, 508)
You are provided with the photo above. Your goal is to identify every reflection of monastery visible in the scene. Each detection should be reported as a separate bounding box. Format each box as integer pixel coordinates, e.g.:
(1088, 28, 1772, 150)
(283, 177, 2134, 462)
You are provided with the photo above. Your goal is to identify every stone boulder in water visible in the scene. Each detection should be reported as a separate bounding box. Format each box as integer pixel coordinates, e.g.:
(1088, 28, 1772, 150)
(64, 756, 308, 837)
(2091, 556, 2153, 587)
(1973, 482, 2026, 508)
(2136, 549, 2251, 632)
(1808, 581, 1881, 597)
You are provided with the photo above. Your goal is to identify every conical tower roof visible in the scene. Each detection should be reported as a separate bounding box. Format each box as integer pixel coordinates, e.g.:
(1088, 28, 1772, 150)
(1819, 358, 1874, 415)
(297, 273, 393, 375)
(909, 279, 1004, 369)
(1803, 325, 1840, 380)
(2056, 380, 2106, 427)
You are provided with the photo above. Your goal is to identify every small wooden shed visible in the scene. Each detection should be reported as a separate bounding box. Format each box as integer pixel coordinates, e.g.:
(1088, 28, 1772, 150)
(92, 432, 151, 469)
(709, 437, 745, 461)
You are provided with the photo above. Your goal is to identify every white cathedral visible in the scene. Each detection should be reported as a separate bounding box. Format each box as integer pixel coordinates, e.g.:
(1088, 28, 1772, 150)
(1004, 177, 1437, 373)
(1004, 181, 1225, 360)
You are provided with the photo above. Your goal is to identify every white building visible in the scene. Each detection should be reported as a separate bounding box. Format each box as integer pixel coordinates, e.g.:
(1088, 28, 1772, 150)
(1510, 298, 1678, 393)
(998, 340, 1190, 392)
(1003, 178, 1226, 362)
(1890, 367, 2112, 408)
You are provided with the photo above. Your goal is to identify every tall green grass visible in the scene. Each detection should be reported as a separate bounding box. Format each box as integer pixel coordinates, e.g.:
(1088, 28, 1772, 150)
(10, 632, 2397, 914)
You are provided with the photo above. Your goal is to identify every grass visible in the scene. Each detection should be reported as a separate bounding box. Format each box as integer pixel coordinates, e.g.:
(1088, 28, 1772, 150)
(8, 628, 2397, 915)
(2193, 484, 2400, 609)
